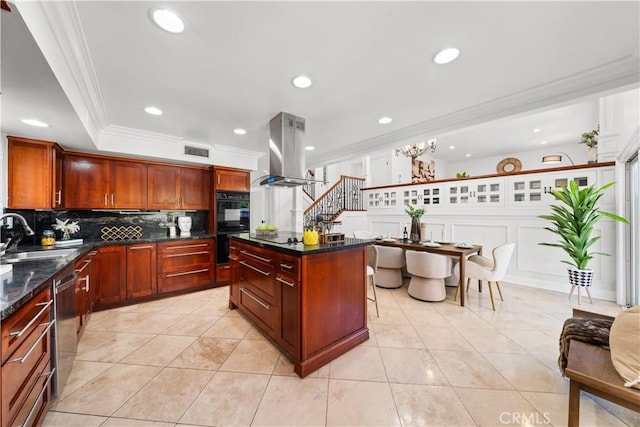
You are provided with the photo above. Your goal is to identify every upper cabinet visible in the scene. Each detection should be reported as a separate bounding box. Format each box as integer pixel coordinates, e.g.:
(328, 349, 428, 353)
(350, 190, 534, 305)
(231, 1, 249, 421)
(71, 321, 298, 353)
(7, 136, 63, 209)
(147, 164, 209, 210)
(213, 166, 250, 192)
(64, 154, 147, 209)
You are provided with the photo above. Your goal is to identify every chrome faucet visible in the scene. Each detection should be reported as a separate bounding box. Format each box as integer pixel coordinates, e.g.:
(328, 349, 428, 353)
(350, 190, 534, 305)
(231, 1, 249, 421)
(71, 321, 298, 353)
(1, 213, 35, 255)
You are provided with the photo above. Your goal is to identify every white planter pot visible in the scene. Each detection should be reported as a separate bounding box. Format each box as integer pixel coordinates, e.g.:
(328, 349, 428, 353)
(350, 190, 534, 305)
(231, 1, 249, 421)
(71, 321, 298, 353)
(568, 267, 594, 288)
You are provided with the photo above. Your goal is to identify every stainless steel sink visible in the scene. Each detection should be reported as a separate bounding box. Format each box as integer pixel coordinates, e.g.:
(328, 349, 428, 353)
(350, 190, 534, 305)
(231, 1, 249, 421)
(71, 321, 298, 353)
(2, 248, 79, 263)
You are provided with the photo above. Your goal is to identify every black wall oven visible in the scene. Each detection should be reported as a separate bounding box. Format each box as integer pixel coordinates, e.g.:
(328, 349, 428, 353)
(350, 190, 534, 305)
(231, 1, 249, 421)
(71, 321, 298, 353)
(216, 191, 250, 264)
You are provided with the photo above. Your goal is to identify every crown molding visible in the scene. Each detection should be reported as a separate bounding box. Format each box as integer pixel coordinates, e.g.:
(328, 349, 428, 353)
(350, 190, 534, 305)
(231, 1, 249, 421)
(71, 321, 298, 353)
(309, 55, 640, 168)
(16, 0, 108, 146)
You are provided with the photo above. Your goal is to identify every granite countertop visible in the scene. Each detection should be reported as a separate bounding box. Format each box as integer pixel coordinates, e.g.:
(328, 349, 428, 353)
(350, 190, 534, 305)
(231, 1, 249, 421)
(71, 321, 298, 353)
(232, 233, 372, 256)
(0, 233, 217, 320)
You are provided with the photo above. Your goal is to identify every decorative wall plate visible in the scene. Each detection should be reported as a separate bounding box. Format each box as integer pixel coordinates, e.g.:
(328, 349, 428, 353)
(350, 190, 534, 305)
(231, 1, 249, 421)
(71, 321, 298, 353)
(497, 157, 522, 174)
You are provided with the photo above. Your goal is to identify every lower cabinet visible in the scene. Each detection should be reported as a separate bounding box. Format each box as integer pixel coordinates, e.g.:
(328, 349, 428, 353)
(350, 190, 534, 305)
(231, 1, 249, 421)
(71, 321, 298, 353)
(126, 243, 157, 300)
(1, 286, 54, 427)
(94, 245, 127, 308)
(157, 239, 214, 294)
(74, 250, 97, 337)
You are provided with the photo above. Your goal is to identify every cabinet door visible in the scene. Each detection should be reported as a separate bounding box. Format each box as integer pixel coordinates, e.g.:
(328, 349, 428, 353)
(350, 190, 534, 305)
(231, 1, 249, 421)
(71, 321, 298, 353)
(7, 137, 55, 209)
(126, 244, 157, 299)
(147, 164, 180, 209)
(277, 254, 300, 358)
(94, 246, 126, 307)
(110, 160, 148, 208)
(214, 168, 250, 192)
(53, 149, 64, 208)
(181, 168, 210, 209)
(64, 155, 110, 208)
(74, 255, 93, 335)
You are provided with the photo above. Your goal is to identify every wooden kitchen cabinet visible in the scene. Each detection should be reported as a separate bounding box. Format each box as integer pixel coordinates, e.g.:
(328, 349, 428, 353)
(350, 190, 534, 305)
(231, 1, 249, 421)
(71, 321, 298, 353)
(64, 154, 147, 209)
(74, 250, 97, 337)
(231, 238, 368, 377)
(1, 286, 54, 427)
(157, 239, 215, 293)
(213, 166, 250, 192)
(148, 164, 209, 210)
(126, 243, 157, 300)
(7, 136, 63, 209)
(93, 245, 126, 308)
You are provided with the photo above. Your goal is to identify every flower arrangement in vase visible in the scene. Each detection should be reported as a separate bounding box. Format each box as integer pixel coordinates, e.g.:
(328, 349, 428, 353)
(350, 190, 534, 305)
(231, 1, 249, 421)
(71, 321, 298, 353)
(53, 218, 80, 240)
(405, 204, 425, 242)
(579, 125, 599, 163)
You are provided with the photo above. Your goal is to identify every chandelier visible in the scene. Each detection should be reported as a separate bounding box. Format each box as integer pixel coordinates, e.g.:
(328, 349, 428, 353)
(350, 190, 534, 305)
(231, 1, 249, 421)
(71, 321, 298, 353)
(395, 139, 437, 158)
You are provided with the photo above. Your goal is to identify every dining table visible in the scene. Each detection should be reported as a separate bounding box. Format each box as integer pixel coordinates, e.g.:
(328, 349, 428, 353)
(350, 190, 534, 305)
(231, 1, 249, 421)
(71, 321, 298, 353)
(374, 238, 482, 307)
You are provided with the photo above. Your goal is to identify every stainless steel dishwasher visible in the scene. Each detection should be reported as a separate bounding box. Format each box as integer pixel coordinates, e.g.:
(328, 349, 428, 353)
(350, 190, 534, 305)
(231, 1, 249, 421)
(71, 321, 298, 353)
(52, 265, 77, 399)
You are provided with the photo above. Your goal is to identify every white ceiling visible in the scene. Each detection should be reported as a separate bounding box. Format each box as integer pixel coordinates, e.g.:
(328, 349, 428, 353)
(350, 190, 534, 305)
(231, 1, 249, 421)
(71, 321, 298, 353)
(2, 1, 639, 169)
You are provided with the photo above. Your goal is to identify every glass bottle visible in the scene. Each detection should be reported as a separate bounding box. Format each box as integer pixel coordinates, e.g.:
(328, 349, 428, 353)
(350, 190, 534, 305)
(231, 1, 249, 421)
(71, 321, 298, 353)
(403, 226, 408, 241)
(41, 230, 56, 247)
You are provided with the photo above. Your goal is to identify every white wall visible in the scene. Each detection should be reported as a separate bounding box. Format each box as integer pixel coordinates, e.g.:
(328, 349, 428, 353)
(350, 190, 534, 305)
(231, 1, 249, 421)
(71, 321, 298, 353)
(1, 134, 7, 211)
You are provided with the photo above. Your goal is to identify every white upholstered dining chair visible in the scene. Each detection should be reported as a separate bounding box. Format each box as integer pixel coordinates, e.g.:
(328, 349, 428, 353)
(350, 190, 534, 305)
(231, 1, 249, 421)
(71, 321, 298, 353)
(375, 245, 405, 288)
(456, 242, 515, 310)
(405, 250, 452, 301)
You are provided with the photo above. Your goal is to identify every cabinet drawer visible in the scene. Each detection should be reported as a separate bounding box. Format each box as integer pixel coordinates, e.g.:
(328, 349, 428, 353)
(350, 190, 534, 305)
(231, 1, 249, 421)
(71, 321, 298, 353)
(239, 246, 275, 268)
(2, 321, 52, 427)
(239, 287, 276, 334)
(278, 254, 300, 281)
(238, 258, 276, 303)
(2, 287, 52, 365)
(158, 268, 214, 294)
(158, 240, 213, 273)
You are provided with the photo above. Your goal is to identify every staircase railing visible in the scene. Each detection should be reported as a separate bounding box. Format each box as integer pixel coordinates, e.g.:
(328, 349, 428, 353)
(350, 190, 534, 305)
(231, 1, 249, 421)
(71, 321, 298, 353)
(303, 175, 366, 226)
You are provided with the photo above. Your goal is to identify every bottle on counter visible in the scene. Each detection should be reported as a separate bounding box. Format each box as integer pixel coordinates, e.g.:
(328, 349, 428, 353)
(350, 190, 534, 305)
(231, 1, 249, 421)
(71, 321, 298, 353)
(402, 226, 408, 241)
(41, 230, 56, 247)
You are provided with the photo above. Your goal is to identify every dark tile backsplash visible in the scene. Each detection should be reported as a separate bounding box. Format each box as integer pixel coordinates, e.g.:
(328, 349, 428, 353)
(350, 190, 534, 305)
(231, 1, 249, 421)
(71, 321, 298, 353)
(1, 209, 208, 247)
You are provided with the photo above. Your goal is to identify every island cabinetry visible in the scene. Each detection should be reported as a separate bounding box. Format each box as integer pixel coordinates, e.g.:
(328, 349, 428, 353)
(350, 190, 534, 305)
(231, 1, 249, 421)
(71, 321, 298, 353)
(7, 136, 63, 209)
(228, 242, 240, 303)
(126, 243, 157, 300)
(94, 245, 127, 307)
(74, 250, 97, 336)
(276, 253, 300, 358)
(1, 286, 54, 427)
(148, 164, 209, 210)
(64, 154, 148, 209)
(213, 166, 250, 192)
(236, 244, 278, 335)
(157, 239, 215, 294)
(231, 238, 369, 377)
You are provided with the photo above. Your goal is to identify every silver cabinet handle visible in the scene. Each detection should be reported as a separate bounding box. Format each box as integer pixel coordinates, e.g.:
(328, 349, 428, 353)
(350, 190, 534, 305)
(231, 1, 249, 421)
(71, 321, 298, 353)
(165, 251, 210, 258)
(9, 321, 55, 364)
(85, 275, 90, 293)
(229, 245, 237, 250)
(240, 288, 270, 309)
(276, 276, 295, 287)
(103, 194, 108, 206)
(240, 261, 270, 277)
(280, 263, 294, 270)
(55, 190, 62, 206)
(75, 259, 92, 274)
(165, 244, 209, 250)
(165, 268, 209, 278)
(130, 245, 155, 250)
(240, 250, 272, 263)
(228, 255, 238, 261)
(9, 300, 53, 337)
(17, 367, 55, 427)
(111, 193, 115, 206)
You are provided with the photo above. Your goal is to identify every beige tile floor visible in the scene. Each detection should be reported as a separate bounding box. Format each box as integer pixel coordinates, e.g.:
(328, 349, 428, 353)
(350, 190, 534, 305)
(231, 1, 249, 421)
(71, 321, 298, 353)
(43, 281, 639, 426)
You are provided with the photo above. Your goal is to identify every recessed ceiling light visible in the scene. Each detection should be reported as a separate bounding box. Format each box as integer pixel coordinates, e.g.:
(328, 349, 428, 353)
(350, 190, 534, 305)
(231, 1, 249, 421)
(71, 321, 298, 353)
(305, 146, 315, 151)
(433, 47, 460, 65)
(378, 117, 392, 124)
(540, 140, 548, 145)
(533, 128, 541, 133)
(465, 153, 471, 157)
(449, 145, 455, 149)
(21, 118, 49, 127)
(292, 75, 312, 89)
(144, 106, 163, 116)
(234, 128, 247, 135)
(150, 8, 185, 34)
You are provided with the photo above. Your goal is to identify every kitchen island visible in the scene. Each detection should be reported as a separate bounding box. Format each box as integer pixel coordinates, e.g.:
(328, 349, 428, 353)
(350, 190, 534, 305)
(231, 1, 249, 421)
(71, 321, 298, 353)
(229, 234, 371, 377)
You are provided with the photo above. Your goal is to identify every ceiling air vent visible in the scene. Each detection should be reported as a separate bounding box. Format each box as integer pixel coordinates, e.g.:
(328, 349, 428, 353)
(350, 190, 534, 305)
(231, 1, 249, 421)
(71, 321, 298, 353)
(184, 144, 210, 158)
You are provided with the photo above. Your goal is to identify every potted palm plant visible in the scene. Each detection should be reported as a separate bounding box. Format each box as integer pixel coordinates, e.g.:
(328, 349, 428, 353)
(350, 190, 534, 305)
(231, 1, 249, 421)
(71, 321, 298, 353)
(539, 181, 628, 292)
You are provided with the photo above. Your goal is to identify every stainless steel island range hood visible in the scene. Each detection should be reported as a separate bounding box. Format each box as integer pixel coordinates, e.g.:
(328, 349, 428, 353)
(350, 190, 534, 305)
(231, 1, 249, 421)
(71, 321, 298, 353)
(260, 112, 320, 187)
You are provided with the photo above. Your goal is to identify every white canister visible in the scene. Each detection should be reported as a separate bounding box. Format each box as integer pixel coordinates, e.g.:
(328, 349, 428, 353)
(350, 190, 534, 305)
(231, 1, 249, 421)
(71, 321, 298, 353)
(168, 226, 177, 237)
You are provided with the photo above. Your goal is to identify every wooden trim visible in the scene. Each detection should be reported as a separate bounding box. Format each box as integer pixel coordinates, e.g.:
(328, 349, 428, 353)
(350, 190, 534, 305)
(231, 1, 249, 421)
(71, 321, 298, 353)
(62, 149, 210, 170)
(363, 161, 616, 191)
